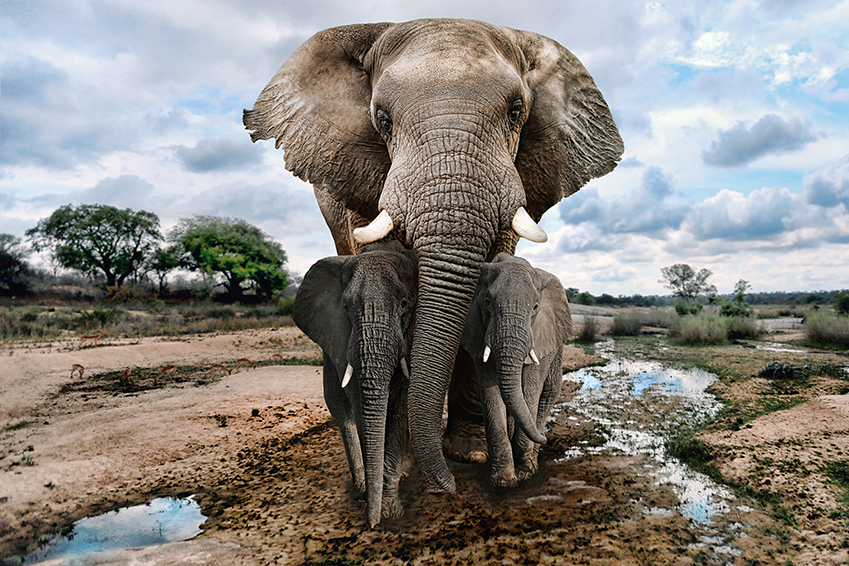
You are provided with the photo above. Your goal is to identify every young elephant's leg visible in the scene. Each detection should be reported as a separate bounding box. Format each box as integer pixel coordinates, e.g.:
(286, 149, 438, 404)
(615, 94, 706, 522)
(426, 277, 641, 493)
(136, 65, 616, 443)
(381, 371, 409, 520)
(515, 355, 563, 481)
(322, 355, 366, 498)
(513, 364, 545, 481)
(478, 363, 516, 487)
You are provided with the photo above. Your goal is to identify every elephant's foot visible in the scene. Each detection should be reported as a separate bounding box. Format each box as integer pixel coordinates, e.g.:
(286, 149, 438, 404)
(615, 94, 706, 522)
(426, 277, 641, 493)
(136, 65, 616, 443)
(515, 458, 539, 483)
(444, 348, 488, 463)
(441, 430, 488, 463)
(489, 468, 518, 488)
(381, 494, 404, 521)
(351, 478, 367, 500)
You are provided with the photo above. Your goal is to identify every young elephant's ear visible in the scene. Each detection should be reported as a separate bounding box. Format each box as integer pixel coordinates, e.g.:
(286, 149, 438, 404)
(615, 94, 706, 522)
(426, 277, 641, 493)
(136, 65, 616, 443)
(512, 30, 624, 221)
(244, 23, 394, 219)
(293, 256, 351, 379)
(532, 268, 573, 359)
(461, 265, 493, 359)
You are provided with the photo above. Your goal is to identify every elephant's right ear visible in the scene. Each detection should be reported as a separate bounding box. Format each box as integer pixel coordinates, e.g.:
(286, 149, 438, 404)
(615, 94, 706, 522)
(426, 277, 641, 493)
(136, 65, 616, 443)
(513, 30, 624, 220)
(293, 256, 351, 380)
(244, 23, 394, 218)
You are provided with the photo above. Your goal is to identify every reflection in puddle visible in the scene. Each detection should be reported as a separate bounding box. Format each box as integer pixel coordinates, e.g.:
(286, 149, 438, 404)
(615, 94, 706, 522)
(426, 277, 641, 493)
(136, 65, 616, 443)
(24, 497, 205, 564)
(556, 341, 733, 526)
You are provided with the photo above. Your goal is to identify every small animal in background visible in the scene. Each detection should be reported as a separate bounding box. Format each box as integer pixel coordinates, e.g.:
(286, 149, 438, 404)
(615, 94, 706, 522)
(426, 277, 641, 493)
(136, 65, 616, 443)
(235, 358, 255, 372)
(78, 333, 103, 348)
(210, 363, 231, 376)
(70, 364, 85, 379)
(119, 368, 131, 385)
(155, 364, 177, 385)
(272, 353, 285, 363)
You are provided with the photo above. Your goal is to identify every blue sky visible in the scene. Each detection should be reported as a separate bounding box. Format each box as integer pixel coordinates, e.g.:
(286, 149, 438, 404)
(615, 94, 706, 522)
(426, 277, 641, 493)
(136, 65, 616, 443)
(2, 0, 848, 296)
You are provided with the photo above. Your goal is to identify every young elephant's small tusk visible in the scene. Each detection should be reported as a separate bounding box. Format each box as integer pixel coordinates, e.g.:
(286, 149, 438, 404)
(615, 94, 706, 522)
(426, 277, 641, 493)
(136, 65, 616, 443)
(529, 349, 540, 365)
(400, 358, 410, 378)
(353, 210, 394, 244)
(342, 363, 354, 388)
(483, 345, 491, 363)
(511, 206, 547, 243)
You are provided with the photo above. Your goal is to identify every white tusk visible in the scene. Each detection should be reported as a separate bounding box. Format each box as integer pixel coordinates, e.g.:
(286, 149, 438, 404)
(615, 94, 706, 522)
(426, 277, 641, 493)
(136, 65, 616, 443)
(530, 349, 540, 365)
(511, 206, 547, 243)
(342, 363, 354, 388)
(400, 357, 410, 378)
(353, 210, 394, 244)
(483, 345, 491, 363)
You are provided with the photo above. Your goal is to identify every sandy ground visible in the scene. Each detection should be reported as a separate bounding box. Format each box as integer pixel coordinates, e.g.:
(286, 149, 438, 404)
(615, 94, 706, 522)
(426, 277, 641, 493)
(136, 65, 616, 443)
(1, 326, 847, 565)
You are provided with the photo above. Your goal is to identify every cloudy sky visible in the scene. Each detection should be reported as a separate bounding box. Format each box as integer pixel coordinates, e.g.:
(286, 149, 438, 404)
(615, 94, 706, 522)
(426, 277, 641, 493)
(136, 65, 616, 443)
(2, 0, 848, 296)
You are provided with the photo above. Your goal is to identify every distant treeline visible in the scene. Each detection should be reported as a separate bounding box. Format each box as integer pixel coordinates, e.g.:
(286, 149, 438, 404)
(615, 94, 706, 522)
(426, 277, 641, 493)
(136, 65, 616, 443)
(567, 288, 843, 307)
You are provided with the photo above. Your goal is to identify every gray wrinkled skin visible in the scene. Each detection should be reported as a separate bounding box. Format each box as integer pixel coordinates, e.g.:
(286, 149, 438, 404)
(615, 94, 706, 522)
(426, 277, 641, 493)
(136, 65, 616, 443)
(246, 18, 622, 493)
(462, 253, 572, 487)
(293, 241, 416, 527)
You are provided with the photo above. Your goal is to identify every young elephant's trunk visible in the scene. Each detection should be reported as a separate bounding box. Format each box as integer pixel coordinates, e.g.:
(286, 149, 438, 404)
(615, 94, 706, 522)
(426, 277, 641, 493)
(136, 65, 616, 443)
(494, 333, 546, 445)
(357, 326, 397, 528)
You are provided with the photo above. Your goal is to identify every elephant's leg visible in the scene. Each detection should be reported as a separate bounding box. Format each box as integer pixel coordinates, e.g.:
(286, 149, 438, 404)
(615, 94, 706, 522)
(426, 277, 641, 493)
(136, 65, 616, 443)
(442, 348, 488, 463)
(477, 364, 517, 487)
(314, 186, 356, 255)
(515, 357, 562, 482)
(381, 375, 408, 520)
(322, 355, 366, 498)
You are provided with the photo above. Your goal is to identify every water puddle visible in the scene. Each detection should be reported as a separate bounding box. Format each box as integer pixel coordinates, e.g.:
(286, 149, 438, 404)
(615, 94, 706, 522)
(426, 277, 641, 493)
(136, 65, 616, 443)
(555, 340, 734, 526)
(23, 497, 205, 564)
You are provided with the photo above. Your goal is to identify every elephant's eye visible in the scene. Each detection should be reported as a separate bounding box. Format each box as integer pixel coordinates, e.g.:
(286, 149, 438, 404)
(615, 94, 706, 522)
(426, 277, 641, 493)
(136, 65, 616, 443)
(533, 303, 540, 313)
(508, 100, 524, 126)
(375, 109, 392, 137)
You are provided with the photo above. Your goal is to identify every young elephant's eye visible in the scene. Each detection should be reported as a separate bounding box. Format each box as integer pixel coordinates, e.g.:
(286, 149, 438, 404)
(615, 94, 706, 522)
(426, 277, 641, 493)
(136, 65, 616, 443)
(375, 109, 392, 137)
(533, 303, 540, 313)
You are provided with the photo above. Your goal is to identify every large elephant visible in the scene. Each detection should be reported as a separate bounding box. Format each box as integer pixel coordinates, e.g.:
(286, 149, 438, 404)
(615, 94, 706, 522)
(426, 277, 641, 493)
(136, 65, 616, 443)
(461, 253, 572, 487)
(245, 18, 622, 493)
(292, 241, 416, 527)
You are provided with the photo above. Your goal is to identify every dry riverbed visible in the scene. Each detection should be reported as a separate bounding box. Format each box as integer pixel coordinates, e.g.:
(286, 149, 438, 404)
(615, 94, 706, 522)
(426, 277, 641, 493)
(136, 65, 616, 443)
(1, 327, 847, 565)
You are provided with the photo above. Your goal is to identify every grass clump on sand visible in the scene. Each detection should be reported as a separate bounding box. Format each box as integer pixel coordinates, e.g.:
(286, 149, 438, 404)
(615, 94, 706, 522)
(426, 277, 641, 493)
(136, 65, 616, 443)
(669, 312, 728, 346)
(608, 312, 642, 336)
(804, 310, 849, 349)
(575, 316, 600, 343)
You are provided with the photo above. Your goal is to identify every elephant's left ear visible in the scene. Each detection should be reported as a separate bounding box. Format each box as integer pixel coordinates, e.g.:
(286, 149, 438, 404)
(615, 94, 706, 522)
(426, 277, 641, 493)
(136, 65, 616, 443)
(512, 30, 624, 220)
(243, 23, 394, 219)
(532, 269, 573, 358)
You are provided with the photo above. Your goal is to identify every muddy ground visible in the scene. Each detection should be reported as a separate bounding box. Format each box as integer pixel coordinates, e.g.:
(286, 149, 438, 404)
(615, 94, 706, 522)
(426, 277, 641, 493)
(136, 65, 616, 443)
(1, 325, 847, 565)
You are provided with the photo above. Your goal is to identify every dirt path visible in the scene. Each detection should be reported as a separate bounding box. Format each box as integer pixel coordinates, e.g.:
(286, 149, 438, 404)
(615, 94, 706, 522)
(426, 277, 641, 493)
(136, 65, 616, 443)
(1, 329, 845, 565)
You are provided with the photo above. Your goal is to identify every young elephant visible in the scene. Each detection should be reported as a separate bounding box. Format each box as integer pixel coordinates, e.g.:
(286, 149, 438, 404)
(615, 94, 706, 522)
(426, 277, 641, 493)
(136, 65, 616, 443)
(293, 241, 416, 528)
(461, 253, 572, 487)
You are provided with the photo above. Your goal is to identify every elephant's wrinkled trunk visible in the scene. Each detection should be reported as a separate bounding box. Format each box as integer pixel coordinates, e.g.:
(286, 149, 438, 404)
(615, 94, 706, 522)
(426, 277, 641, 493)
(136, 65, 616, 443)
(493, 331, 546, 445)
(357, 320, 397, 528)
(409, 248, 485, 494)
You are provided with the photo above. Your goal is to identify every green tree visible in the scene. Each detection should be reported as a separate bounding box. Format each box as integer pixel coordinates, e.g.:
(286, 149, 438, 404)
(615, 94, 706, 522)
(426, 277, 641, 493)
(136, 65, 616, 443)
(146, 245, 182, 296)
(170, 216, 289, 301)
(26, 204, 161, 287)
(720, 279, 754, 317)
(0, 234, 31, 295)
(660, 263, 717, 305)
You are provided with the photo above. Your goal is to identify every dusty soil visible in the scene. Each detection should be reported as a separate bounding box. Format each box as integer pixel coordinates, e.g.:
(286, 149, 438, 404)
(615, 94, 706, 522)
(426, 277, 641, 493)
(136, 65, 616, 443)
(1, 327, 847, 565)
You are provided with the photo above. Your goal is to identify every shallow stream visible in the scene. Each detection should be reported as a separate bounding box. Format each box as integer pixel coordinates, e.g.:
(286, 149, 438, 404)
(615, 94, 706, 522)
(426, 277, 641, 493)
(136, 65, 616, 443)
(555, 340, 744, 559)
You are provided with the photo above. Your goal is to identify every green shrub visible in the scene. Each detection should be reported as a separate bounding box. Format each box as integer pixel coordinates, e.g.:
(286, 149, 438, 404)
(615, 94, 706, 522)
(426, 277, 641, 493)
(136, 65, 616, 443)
(835, 290, 849, 316)
(674, 299, 702, 316)
(277, 297, 295, 315)
(720, 299, 753, 317)
(726, 316, 763, 340)
(79, 307, 121, 328)
(609, 312, 642, 336)
(669, 313, 727, 346)
(576, 316, 600, 343)
(805, 311, 849, 349)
